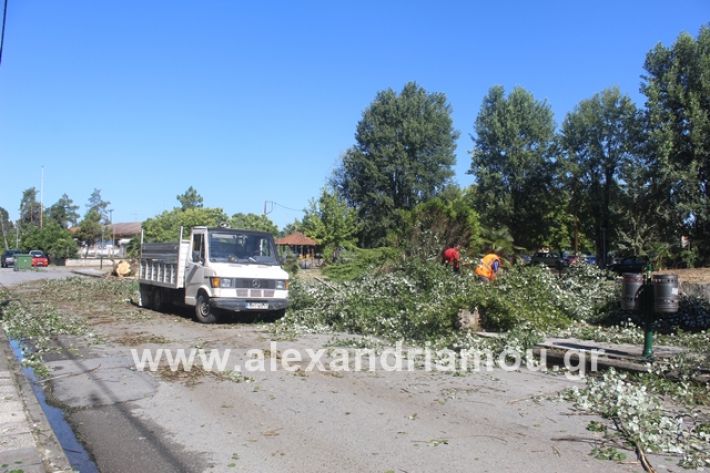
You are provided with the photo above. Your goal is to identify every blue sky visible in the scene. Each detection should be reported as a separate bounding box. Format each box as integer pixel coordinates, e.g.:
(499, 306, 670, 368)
(1, 1, 708, 229)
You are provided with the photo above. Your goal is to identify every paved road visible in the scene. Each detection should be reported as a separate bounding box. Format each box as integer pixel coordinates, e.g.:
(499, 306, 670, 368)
(5, 272, 647, 473)
(0, 266, 77, 288)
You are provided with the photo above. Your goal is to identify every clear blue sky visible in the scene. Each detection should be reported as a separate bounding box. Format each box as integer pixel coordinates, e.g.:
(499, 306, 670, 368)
(1, 1, 708, 229)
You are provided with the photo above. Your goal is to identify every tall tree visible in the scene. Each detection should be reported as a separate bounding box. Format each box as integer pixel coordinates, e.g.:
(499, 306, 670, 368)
(302, 188, 360, 260)
(469, 86, 558, 251)
(19, 187, 41, 226)
(76, 209, 103, 252)
(642, 26, 710, 264)
(280, 219, 304, 237)
(177, 186, 204, 211)
(142, 207, 228, 242)
(335, 82, 459, 246)
(47, 193, 80, 229)
(86, 188, 111, 223)
(229, 213, 278, 235)
(0, 206, 14, 250)
(561, 87, 641, 266)
(397, 185, 482, 259)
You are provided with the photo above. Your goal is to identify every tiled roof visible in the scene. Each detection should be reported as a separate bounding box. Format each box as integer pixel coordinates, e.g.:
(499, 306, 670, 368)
(275, 232, 318, 246)
(68, 221, 142, 237)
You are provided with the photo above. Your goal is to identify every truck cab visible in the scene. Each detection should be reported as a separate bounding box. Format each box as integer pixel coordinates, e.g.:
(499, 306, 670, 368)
(140, 226, 289, 323)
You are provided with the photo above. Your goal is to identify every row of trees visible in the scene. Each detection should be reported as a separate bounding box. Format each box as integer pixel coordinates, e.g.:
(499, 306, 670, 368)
(0, 188, 112, 260)
(3, 27, 706, 268)
(323, 26, 709, 267)
(147, 27, 710, 268)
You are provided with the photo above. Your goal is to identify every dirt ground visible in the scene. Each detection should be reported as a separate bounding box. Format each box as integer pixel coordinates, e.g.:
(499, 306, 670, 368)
(2, 273, 678, 473)
(655, 267, 710, 284)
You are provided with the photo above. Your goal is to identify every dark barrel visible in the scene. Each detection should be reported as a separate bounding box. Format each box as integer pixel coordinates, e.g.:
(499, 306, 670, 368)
(621, 273, 644, 311)
(652, 274, 679, 314)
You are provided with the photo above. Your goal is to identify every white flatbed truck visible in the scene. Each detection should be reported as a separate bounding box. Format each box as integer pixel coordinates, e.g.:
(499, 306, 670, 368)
(139, 226, 289, 323)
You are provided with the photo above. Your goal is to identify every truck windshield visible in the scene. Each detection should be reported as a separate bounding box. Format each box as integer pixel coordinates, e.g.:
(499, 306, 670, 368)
(208, 231, 279, 265)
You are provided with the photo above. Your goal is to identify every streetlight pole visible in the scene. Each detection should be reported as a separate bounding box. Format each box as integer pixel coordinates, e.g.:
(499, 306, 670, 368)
(109, 209, 114, 257)
(39, 166, 44, 229)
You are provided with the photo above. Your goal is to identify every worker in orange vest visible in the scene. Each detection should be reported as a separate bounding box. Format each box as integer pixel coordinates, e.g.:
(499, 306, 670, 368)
(475, 252, 501, 282)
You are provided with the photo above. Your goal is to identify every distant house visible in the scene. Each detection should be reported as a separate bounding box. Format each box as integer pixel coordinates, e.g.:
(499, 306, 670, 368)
(70, 221, 142, 258)
(275, 232, 322, 268)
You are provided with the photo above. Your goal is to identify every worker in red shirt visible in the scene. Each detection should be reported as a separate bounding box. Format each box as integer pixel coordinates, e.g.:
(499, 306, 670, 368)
(442, 244, 461, 273)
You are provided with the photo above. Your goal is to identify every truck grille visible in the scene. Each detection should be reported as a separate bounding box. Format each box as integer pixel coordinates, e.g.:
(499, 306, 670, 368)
(234, 278, 276, 289)
(236, 289, 275, 298)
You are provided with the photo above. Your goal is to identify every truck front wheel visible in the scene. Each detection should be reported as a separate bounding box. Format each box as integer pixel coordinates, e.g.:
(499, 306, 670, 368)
(195, 293, 218, 324)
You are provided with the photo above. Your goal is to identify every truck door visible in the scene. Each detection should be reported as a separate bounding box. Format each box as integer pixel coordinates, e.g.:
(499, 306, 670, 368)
(184, 230, 206, 305)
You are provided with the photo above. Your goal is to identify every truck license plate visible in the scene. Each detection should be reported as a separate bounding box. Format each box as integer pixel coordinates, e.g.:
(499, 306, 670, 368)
(247, 302, 269, 310)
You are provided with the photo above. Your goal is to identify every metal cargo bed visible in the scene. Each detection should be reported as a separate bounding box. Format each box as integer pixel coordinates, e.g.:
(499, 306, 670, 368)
(139, 240, 190, 289)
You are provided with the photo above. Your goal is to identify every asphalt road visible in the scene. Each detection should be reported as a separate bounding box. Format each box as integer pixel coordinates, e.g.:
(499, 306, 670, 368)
(2, 270, 646, 473)
(0, 266, 78, 287)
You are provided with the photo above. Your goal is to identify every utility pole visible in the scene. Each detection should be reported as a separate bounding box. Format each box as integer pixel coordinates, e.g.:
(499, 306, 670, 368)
(39, 166, 44, 229)
(0, 0, 9, 66)
(263, 200, 273, 216)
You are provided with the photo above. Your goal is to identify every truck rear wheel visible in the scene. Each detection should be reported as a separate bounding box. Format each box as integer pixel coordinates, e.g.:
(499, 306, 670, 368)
(139, 284, 151, 308)
(152, 288, 166, 312)
(195, 293, 218, 324)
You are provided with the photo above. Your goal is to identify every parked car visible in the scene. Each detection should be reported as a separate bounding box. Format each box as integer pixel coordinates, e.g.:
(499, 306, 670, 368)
(1, 249, 21, 268)
(29, 250, 49, 267)
(529, 252, 568, 270)
(607, 256, 649, 274)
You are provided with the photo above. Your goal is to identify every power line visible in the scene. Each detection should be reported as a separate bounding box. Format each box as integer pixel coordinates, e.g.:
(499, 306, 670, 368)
(272, 201, 304, 212)
(0, 0, 8, 66)
(263, 200, 304, 215)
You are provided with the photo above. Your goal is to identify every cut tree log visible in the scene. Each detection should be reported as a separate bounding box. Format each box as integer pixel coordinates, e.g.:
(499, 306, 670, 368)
(113, 259, 132, 278)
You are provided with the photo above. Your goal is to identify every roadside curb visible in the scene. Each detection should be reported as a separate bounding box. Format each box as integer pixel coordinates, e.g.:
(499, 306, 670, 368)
(0, 330, 74, 473)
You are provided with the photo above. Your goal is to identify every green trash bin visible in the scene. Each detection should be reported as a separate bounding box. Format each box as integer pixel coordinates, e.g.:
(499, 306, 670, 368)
(14, 254, 33, 271)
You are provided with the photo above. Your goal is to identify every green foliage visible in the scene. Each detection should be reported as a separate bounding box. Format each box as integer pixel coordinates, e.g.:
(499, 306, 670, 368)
(321, 247, 402, 281)
(287, 259, 617, 340)
(469, 86, 560, 251)
(19, 187, 41, 226)
(302, 188, 359, 260)
(567, 369, 710, 468)
(395, 185, 482, 259)
(229, 212, 278, 235)
(335, 81, 459, 247)
(561, 87, 642, 266)
(280, 219, 304, 237)
(281, 253, 300, 277)
(176, 186, 204, 211)
(46, 193, 80, 229)
(465, 266, 602, 332)
(86, 188, 110, 222)
(20, 222, 78, 259)
(642, 26, 710, 265)
(0, 206, 14, 250)
(142, 207, 228, 242)
(76, 208, 103, 247)
(590, 447, 626, 462)
(478, 226, 520, 257)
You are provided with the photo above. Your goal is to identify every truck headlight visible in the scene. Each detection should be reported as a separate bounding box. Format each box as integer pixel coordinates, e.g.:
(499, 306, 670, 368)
(275, 280, 288, 290)
(210, 277, 233, 288)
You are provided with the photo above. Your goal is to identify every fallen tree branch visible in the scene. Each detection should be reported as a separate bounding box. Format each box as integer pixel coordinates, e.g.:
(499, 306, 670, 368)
(635, 441, 657, 473)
